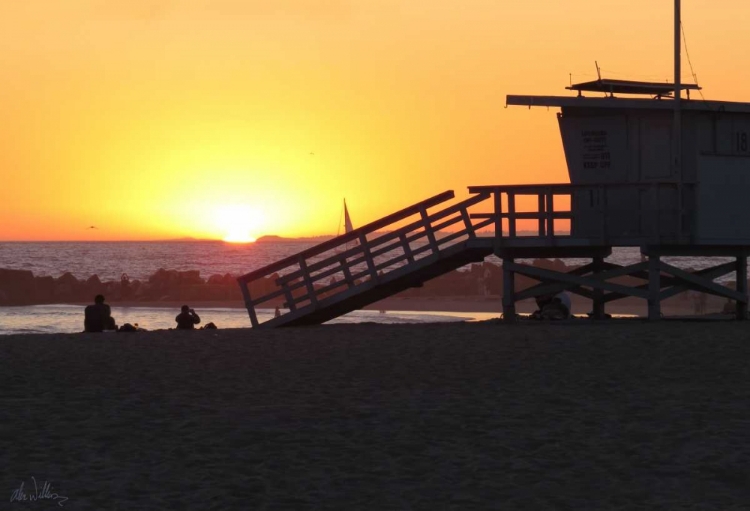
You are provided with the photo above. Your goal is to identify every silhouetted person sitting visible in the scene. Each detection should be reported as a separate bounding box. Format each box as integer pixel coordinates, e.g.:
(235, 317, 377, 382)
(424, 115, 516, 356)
(175, 305, 201, 330)
(531, 292, 571, 320)
(84, 294, 117, 332)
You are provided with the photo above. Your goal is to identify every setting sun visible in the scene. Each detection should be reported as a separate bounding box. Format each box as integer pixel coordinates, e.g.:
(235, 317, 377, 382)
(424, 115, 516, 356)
(215, 205, 261, 243)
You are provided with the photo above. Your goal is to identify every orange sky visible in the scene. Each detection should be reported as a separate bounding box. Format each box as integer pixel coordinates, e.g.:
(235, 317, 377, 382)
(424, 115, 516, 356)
(1, 0, 748, 241)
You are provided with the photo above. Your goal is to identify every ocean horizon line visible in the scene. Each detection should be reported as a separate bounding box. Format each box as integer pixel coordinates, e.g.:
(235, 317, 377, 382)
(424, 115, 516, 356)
(0, 231, 557, 244)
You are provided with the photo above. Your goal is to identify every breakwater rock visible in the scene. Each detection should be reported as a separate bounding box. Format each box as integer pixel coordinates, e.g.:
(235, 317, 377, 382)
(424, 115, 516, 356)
(0, 260, 724, 307)
(0, 268, 274, 306)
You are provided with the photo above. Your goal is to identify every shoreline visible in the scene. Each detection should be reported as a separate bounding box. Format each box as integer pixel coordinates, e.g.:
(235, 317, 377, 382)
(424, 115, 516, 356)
(31, 293, 733, 318)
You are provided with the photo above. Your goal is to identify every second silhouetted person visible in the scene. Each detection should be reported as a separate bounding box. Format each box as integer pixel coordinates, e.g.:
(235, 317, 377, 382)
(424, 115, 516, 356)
(175, 305, 201, 329)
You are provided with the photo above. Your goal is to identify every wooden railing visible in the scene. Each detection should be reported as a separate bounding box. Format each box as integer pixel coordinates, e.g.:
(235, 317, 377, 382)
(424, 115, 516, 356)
(237, 190, 495, 327)
(468, 182, 695, 243)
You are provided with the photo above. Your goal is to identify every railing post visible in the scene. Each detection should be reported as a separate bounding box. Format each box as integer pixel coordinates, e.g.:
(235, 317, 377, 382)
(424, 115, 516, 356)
(282, 282, 297, 312)
(494, 191, 502, 238)
(399, 233, 415, 263)
(537, 193, 545, 236)
(359, 233, 380, 281)
(340, 259, 355, 288)
(508, 193, 516, 238)
(545, 189, 554, 239)
(298, 257, 318, 307)
(460, 208, 476, 238)
(419, 206, 440, 254)
(239, 281, 259, 328)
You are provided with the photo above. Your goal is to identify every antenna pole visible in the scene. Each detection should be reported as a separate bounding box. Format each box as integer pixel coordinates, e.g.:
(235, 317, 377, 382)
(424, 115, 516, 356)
(674, 0, 682, 154)
(674, 0, 683, 238)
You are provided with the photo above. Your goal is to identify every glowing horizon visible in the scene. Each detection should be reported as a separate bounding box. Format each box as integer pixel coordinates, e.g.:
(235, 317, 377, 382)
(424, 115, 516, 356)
(2, 1, 749, 241)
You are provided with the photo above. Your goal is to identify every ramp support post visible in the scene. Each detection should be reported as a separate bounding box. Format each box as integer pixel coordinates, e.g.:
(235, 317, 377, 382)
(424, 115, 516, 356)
(503, 257, 516, 322)
(592, 255, 605, 319)
(737, 252, 747, 320)
(648, 252, 661, 320)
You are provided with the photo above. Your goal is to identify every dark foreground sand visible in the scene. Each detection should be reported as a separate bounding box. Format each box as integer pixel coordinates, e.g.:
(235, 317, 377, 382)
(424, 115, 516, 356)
(2, 322, 750, 510)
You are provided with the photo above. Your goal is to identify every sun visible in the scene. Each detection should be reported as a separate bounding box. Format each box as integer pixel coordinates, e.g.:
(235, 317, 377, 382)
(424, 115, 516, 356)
(215, 205, 261, 243)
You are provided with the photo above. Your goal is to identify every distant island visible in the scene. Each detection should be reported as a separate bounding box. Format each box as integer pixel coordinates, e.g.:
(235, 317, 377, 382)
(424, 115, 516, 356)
(255, 235, 334, 243)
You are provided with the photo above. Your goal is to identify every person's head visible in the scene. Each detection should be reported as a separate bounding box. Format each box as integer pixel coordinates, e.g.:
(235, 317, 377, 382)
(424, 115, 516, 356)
(95, 294, 105, 304)
(535, 294, 552, 308)
(181, 305, 190, 313)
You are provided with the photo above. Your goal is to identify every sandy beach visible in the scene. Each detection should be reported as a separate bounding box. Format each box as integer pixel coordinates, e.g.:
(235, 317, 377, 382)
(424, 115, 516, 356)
(2, 321, 750, 509)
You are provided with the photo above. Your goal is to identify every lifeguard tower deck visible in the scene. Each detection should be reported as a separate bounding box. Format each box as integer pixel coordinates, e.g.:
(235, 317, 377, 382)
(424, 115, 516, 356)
(238, 79, 750, 326)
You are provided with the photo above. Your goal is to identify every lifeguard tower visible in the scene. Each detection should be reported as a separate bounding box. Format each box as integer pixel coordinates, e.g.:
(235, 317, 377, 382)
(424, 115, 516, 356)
(484, 77, 750, 321)
(237, 1, 750, 326)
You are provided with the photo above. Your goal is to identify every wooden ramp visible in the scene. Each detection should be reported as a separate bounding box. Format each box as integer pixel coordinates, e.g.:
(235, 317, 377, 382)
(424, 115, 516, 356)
(237, 191, 495, 328)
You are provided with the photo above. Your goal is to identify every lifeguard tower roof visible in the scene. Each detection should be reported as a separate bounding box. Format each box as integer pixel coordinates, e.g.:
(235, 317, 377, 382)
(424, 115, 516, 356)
(566, 78, 701, 97)
(506, 94, 750, 113)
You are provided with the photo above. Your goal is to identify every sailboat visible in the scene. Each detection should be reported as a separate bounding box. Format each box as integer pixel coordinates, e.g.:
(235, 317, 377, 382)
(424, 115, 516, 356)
(343, 199, 355, 238)
(336, 199, 358, 252)
(338, 199, 358, 241)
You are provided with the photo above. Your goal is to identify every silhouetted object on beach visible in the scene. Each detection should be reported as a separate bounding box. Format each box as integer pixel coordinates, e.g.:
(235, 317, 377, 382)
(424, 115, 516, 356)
(84, 294, 117, 332)
(175, 305, 201, 329)
(274, 306, 281, 318)
(531, 292, 571, 320)
(203, 322, 217, 329)
(118, 323, 137, 332)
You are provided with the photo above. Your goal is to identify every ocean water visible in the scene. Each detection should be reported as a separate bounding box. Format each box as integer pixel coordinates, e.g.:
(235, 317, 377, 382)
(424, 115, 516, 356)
(0, 241, 735, 281)
(0, 240, 316, 282)
(0, 305, 496, 335)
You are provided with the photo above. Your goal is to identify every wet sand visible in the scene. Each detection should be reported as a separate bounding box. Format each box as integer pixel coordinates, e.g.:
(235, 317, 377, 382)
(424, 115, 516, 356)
(72, 293, 726, 318)
(2, 321, 750, 509)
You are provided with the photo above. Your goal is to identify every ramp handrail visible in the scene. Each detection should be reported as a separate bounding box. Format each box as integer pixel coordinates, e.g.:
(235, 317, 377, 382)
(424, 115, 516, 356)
(237, 190, 454, 283)
(237, 190, 495, 327)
